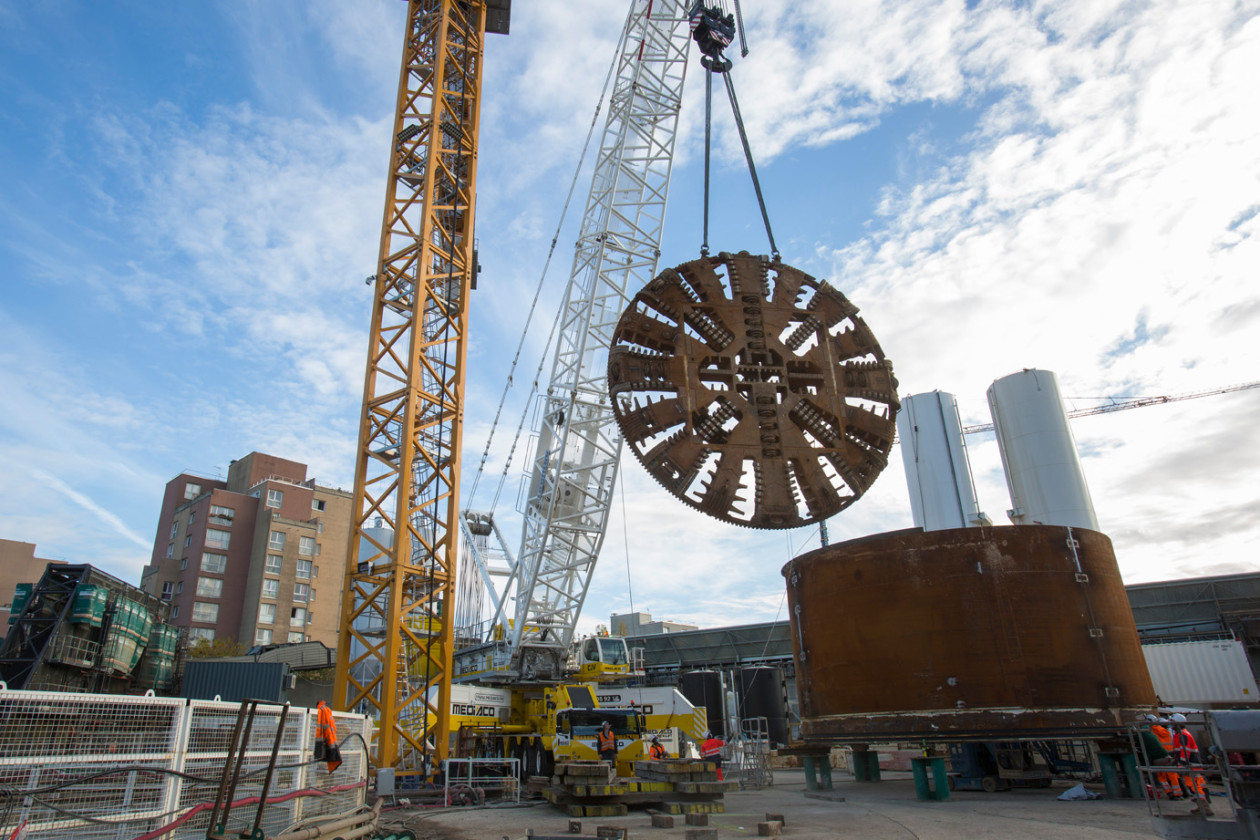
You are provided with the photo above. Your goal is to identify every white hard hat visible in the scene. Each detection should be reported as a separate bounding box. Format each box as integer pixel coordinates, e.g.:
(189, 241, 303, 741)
(1144, 714, 1158, 723)
(1171, 713, 1188, 723)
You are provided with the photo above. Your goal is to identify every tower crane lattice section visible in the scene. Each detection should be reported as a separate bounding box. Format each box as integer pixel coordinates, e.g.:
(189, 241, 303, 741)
(334, 0, 496, 780)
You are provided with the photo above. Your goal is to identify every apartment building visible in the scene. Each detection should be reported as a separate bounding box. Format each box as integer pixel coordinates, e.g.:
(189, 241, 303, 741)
(140, 452, 351, 651)
(0, 539, 65, 640)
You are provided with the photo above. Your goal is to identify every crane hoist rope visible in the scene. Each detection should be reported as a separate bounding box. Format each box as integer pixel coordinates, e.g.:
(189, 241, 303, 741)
(690, 1, 778, 261)
(466, 28, 629, 513)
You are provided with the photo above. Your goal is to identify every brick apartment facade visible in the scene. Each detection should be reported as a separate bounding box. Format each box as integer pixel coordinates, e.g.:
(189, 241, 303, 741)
(0, 539, 65, 640)
(140, 453, 351, 651)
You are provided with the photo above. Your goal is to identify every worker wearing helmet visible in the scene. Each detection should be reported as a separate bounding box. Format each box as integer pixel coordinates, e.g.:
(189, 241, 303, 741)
(701, 731, 726, 781)
(1170, 714, 1212, 814)
(648, 736, 668, 760)
(598, 721, 618, 764)
(1147, 716, 1182, 799)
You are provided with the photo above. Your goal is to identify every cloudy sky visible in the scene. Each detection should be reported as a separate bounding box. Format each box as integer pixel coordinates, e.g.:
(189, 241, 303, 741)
(1, 0, 1256, 635)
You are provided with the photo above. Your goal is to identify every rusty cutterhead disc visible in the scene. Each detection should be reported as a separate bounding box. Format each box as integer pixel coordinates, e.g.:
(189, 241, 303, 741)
(608, 251, 899, 529)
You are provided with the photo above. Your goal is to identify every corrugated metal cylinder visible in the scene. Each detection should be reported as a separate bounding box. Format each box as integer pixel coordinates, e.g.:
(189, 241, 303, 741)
(988, 369, 1099, 529)
(782, 525, 1156, 742)
(897, 391, 988, 531)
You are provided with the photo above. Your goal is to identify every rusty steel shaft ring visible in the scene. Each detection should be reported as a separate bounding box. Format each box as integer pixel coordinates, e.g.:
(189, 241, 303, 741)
(608, 251, 900, 529)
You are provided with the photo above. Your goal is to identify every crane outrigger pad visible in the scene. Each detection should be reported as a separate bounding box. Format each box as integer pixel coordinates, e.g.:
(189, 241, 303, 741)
(608, 251, 899, 529)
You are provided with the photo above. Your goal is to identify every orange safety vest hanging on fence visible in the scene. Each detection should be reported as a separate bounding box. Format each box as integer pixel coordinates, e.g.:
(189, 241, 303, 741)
(316, 701, 342, 773)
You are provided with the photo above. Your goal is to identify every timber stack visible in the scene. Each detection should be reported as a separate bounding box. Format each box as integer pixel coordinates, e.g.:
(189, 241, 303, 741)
(543, 759, 737, 817)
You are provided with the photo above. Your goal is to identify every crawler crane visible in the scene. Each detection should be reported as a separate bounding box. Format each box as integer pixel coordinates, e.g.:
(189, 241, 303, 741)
(335, 0, 705, 782)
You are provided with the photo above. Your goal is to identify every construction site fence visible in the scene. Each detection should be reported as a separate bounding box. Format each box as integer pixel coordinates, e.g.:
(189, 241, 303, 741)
(0, 687, 372, 840)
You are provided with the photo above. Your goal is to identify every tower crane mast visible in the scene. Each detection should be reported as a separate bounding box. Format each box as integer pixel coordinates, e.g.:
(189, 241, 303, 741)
(333, 0, 507, 780)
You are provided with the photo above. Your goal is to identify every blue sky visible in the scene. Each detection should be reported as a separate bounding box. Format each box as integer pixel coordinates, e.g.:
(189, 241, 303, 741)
(1, 0, 1257, 634)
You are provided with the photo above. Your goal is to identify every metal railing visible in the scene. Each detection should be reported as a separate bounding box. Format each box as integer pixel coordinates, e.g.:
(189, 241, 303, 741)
(443, 758, 520, 805)
(0, 688, 371, 840)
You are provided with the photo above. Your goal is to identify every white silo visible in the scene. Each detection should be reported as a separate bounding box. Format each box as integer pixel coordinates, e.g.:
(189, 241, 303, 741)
(987, 369, 1099, 530)
(897, 391, 990, 531)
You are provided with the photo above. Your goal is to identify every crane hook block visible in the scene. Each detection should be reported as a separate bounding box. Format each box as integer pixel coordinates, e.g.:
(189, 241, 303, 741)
(689, 1, 736, 60)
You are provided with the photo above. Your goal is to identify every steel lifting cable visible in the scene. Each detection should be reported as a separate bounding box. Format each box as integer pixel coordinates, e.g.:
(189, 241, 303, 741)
(696, 3, 779, 261)
(466, 19, 630, 511)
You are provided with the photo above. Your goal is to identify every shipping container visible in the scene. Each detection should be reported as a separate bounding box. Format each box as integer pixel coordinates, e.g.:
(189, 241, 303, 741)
(1142, 638, 1260, 707)
(182, 660, 292, 703)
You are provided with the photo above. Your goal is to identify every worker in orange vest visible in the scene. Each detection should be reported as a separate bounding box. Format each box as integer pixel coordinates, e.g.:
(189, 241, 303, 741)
(648, 736, 667, 760)
(701, 733, 725, 781)
(316, 701, 342, 773)
(1148, 716, 1182, 799)
(598, 721, 618, 764)
(1170, 714, 1212, 815)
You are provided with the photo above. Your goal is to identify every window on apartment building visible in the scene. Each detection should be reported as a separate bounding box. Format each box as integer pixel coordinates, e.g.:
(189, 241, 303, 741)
(180, 557, 188, 570)
(259, 603, 276, 625)
(177, 581, 184, 594)
(266, 488, 283, 509)
(291, 607, 307, 627)
(161, 581, 174, 601)
(192, 602, 219, 623)
(262, 579, 279, 599)
(287, 632, 305, 644)
(184, 535, 192, 548)
(255, 628, 273, 645)
(201, 553, 227, 574)
(205, 529, 230, 549)
(293, 583, 309, 603)
(184, 482, 201, 500)
(172, 605, 180, 619)
(170, 523, 178, 539)
(298, 536, 314, 556)
(317, 521, 323, 533)
(296, 559, 312, 580)
(265, 554, 282, 575)
(312, 499, 326, 512)
(315, 544, 321, 556)
(209, 505, 234, 525)
(188, 626, 214, 642)
(313, 565, 318, 578)
(196, 577, 223, 598)
(268, 531, 285, 551)
(189, 510, 196, 524)
(165, 543, 174, 559)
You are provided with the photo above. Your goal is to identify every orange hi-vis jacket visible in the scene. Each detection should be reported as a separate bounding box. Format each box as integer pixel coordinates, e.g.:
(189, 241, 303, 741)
(701, 738, 724, 759)
(598, 729, 617, 753)
(316, 701, 341, 772)
(649, 742, 667, 759)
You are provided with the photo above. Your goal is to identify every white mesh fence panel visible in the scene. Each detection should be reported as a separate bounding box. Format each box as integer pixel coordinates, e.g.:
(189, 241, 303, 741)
(0, 690, 368, 840)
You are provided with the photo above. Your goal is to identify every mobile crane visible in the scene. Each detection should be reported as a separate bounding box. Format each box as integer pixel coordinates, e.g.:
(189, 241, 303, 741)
(334, 0, 705, 782)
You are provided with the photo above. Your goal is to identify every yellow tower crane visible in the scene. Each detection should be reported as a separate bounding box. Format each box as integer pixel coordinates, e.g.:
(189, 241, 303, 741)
(333, 0, 509, 781)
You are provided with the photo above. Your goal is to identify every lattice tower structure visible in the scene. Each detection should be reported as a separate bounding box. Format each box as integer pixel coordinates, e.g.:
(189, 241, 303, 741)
(455, 0, 691, 682)
(333, 0, 487, 779)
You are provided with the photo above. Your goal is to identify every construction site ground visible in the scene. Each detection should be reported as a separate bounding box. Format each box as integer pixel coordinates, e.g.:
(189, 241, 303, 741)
(378, 769, 1169, 839)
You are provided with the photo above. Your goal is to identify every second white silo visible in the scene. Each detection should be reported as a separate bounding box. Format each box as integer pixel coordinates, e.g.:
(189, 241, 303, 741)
(987, 369, 1099, 530)
(897, 391, 990, 531)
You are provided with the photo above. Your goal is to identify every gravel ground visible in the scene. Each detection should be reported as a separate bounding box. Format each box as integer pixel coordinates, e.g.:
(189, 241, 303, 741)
(373, 769, 1194, 839)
